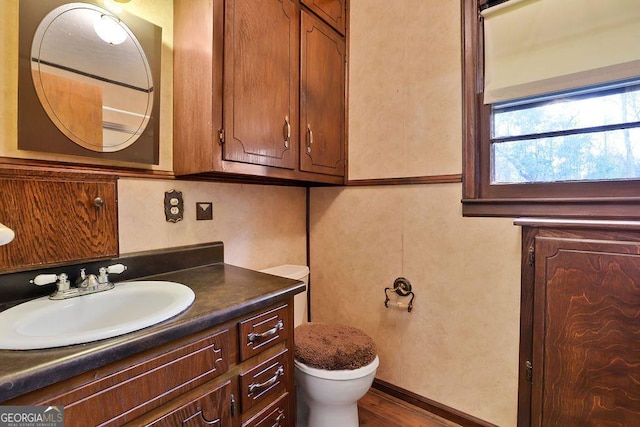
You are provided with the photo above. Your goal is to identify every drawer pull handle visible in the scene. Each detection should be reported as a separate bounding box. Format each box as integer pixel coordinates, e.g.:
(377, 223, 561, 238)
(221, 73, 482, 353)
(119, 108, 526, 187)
(248, 320, 283, 343)
(248, 366, 284, 395)
(306, 124, 313, 154)
(284, 116, 291, 148)
(272, 412, 285, 427)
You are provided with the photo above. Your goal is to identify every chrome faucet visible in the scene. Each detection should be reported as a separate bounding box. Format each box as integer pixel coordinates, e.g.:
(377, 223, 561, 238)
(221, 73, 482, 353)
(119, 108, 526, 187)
(31, 263, 127, 300)
(76, 269, 100, 289)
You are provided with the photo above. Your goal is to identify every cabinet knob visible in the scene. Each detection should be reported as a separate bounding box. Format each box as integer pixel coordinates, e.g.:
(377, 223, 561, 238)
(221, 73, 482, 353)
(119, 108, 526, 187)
(94, 197, 105, 208)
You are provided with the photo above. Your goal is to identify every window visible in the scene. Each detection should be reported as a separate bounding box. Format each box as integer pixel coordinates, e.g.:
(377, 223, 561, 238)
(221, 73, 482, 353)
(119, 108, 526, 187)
(462, 0, 640, 218)
(492, 80, 640, 184)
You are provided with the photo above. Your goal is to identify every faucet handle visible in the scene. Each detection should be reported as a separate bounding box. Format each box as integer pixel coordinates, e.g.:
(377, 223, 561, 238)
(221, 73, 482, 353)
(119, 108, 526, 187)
(97, 263, 127, 284)
(30, 274, 58, 286)
(30, 273, 70, 291)
(106, 263, 127, 275)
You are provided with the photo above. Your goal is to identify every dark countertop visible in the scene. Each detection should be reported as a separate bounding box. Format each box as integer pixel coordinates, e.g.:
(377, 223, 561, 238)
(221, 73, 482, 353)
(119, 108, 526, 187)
(0, 263, 305, 402)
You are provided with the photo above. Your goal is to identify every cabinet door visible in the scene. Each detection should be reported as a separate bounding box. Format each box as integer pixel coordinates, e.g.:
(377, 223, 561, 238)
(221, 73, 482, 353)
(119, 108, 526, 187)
(0, 170, 117, 273)
(173, 0, 224, 175)
(301, 0, 346, 35)
(40, 330, 230, 426)
(299, 10, 345, 177)
(532, 236, 640, 426)
(223, 0, 299, 169)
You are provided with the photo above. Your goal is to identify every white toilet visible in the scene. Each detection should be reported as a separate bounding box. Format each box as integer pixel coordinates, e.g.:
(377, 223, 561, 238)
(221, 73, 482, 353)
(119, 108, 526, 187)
(294, 322, 378, 427)
(258, 266, 378, 426)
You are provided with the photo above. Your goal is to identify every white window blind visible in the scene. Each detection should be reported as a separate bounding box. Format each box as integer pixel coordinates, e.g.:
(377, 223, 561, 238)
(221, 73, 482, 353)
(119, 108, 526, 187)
(482, 0, 640, 104)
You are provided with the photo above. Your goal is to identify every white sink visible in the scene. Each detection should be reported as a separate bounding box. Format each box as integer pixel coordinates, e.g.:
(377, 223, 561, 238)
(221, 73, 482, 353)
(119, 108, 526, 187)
(0, 281, 195, 350)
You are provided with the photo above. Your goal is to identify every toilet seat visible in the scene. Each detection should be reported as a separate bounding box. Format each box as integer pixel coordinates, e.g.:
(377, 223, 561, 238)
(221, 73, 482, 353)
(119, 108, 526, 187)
(294, 322, 377, 370)
(295, 356, 379, 380)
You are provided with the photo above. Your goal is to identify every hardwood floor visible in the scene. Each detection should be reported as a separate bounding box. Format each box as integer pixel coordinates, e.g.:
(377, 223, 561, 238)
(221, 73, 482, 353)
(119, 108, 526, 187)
(358, 388, 461, 427)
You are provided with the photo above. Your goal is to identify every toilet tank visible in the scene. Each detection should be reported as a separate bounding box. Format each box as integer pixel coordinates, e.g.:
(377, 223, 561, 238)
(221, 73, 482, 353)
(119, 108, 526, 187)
(259, 265, 309, 327)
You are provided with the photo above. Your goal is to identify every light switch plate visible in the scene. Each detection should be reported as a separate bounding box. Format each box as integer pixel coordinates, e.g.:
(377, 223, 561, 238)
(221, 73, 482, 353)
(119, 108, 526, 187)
(196, 202, 213, 220)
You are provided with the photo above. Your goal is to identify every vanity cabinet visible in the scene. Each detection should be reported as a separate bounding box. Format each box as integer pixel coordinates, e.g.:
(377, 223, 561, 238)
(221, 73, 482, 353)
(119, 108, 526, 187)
(0, 167, 118, 273)
(173, 0, 346, 184)
(5, 301, 295, 427)
(517, 220, 640, 426)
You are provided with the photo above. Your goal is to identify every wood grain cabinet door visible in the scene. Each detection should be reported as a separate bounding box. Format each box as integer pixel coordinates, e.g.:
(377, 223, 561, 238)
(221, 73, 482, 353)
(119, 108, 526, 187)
(223, 0, 299, 169)
(299, 9, 345, 177)
(0, 170, 117, 273)
(173, 0, 224, 175)
(301, 0, 346, 35)
(532, 236, 640, 426)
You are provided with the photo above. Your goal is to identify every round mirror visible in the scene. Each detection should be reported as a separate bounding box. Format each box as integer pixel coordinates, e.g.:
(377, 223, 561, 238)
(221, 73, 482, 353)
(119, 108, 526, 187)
(30, 3, 153, 153)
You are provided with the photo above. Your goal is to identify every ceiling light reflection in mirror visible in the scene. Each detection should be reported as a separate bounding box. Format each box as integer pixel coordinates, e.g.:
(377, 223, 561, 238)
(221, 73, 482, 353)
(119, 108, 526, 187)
(94, 14, 128, 45)
(30, 2, 153, 153)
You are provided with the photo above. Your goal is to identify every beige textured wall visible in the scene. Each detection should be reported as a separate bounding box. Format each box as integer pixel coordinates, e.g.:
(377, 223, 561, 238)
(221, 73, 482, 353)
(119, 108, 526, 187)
(348, 0, 462, 180)
(309, 1, 522, 425)
(118, 178, 307, 270)
(310, 185, 520, 425)
(0, 0, 174, 170)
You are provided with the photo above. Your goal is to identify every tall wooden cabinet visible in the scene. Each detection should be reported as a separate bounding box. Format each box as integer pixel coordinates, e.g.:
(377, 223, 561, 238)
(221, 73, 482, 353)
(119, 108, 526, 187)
(517, 220, 640, 427)
(173, 0, 347, 184)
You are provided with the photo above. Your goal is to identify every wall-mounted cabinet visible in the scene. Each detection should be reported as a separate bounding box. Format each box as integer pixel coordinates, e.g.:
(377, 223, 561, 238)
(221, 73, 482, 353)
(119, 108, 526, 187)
(0, 167, 118, 273)
(173, 0, 346, 184)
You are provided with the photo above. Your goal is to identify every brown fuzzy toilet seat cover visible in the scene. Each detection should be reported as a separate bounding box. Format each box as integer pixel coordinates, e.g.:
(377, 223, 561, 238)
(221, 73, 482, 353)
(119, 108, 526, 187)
(294, 323, 377, 370)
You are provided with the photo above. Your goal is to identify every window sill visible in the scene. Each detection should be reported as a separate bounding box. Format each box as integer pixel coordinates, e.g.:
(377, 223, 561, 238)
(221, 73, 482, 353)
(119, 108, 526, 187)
(462, 197, 640, 219)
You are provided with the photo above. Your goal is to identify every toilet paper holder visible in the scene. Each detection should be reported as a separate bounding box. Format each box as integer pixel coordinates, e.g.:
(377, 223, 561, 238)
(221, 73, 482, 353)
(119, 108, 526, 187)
(384, 277, 415, 312)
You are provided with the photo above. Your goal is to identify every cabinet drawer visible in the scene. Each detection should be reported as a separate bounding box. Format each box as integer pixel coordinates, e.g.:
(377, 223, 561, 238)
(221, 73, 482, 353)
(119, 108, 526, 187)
(243, 392, 289, 427)
(142, 379, 233, 427)
(41, 330, 229, 426)
(239, 305, 289, 361)
(240, 349, 289, 413)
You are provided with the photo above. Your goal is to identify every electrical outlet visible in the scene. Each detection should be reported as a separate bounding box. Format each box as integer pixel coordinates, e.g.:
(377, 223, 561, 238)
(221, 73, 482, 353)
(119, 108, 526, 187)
(164, 190, 184, 222)
(196, 202, 213, 220)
